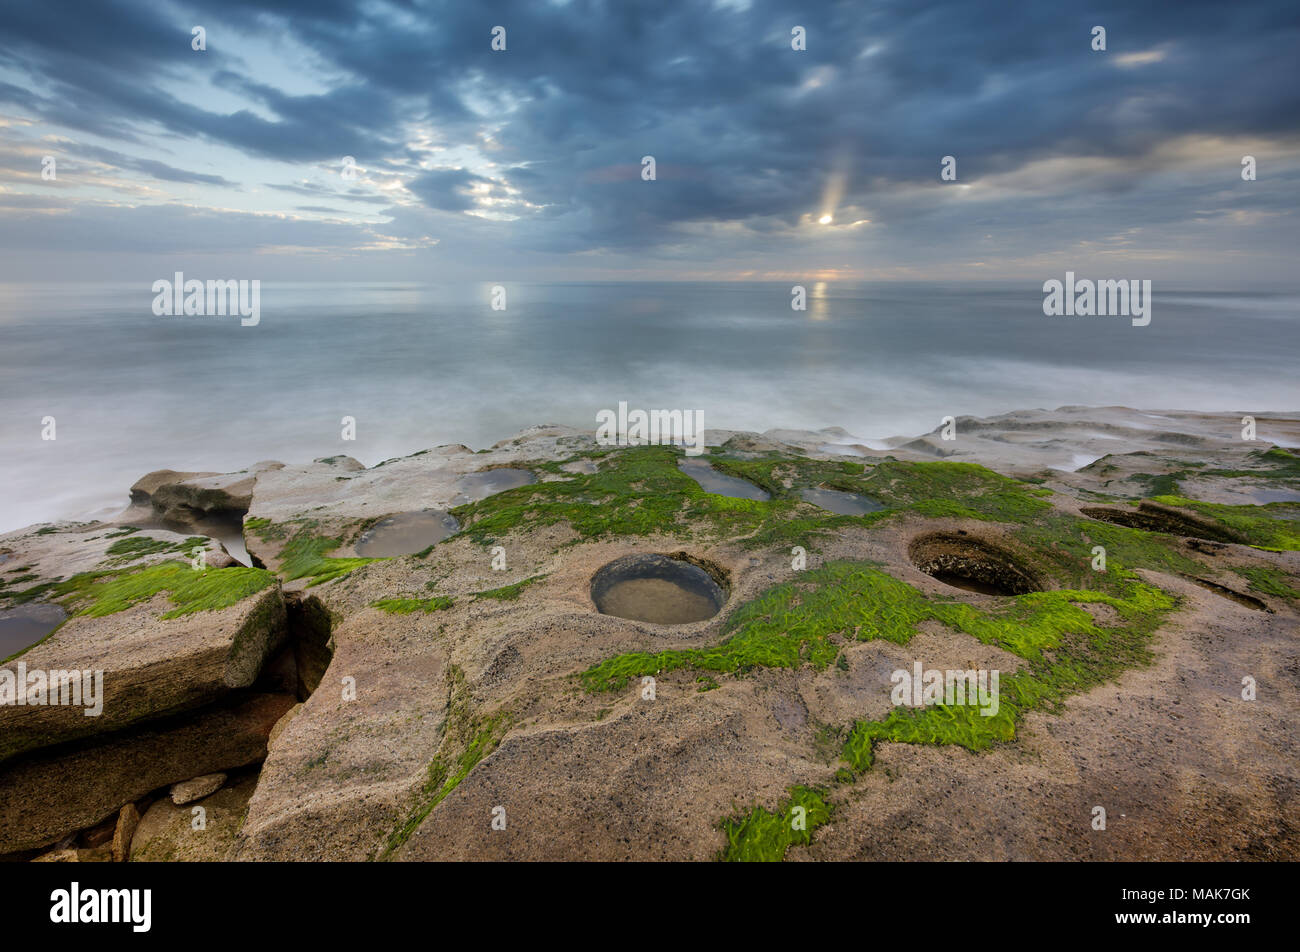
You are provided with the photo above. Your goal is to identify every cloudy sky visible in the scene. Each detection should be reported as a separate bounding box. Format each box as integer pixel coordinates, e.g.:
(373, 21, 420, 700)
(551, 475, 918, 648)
(1, 0, 1297, 284)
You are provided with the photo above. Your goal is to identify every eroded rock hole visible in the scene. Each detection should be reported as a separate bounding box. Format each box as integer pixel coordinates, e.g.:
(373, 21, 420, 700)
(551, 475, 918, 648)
(128, 476, 256, 566)
(909, 533, 1043, 596)
(1080, 502, 1241, 544)
(591, 552, 729, 625)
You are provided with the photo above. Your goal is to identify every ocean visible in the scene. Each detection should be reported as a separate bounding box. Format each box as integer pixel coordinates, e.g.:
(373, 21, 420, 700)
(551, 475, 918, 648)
(1, 281, 1297, 532)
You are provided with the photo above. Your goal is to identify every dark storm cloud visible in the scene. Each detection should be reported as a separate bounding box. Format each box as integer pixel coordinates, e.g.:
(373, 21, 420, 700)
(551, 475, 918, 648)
(0, 0, 1297, 258)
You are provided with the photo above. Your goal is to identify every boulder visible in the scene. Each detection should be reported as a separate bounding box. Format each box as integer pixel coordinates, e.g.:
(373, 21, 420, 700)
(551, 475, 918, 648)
(0, 691, 294, 854)
(129, 470, 220, 507)
(130, 470, 254, 526)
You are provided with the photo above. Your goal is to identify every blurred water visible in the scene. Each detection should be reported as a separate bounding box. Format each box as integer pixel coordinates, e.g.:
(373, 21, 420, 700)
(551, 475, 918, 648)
(0, 280, 1296, 532)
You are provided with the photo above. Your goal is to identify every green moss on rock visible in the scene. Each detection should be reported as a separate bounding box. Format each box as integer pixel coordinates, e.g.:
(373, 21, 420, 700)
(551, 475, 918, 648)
(451, 446, 1054, 553)
(55, 561, 277, 619)
(372, 596, 455, 614)
(1148, 496, 1300, 550)
(471, 575, 546, 601)
(719, 786, 832, 862)
(104, 535, 209, 563)
(277, 530, 377, 586)
(1235, 565, 1300, 601)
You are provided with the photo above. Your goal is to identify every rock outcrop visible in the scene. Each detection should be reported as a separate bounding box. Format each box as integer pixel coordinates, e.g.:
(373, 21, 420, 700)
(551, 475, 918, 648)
(5, 408, 1299, 862)
(0, 522, 286, 761)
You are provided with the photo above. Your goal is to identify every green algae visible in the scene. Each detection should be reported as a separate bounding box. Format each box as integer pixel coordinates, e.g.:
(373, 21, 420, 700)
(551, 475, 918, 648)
(719, 786, 832, 862)
(582, 560, 1170, 697)
(471, 574, 546, 601)
(372, 596, 455, 614)
(1130, 472, 1185, 496)
(859, 460, 1054, 521)
(842, 699, 1017, 769)
(450, 445, 773, 544)
(1201, 446, 1300, 480)
(244, 518, 378, 584)
(0, 580, 58, 606)
(276, 530, 377, 586)
(450, 446, 1054, 552)
(1234, 565, 1300, 601)
(1059, 517, 1206, 579)
(243, 516, 274, 537)
(706, 455, 865, 498)
(104, 535, 209, 563)
(54, 561, 277, 619)
(1148, 495, 1300, 550)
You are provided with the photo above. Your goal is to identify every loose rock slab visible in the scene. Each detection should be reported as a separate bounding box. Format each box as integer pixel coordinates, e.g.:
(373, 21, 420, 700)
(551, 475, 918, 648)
(170, 773, 226, 805)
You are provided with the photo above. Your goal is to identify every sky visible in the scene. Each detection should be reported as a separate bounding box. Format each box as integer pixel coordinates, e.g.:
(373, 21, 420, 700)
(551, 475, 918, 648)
(1, 0, 1298, 285)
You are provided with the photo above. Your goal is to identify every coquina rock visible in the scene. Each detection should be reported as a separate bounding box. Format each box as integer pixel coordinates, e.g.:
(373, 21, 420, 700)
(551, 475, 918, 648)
(8, 410, 1300, 862)
(129, 469, 260, 527)
(222, 412, 1300, 861)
